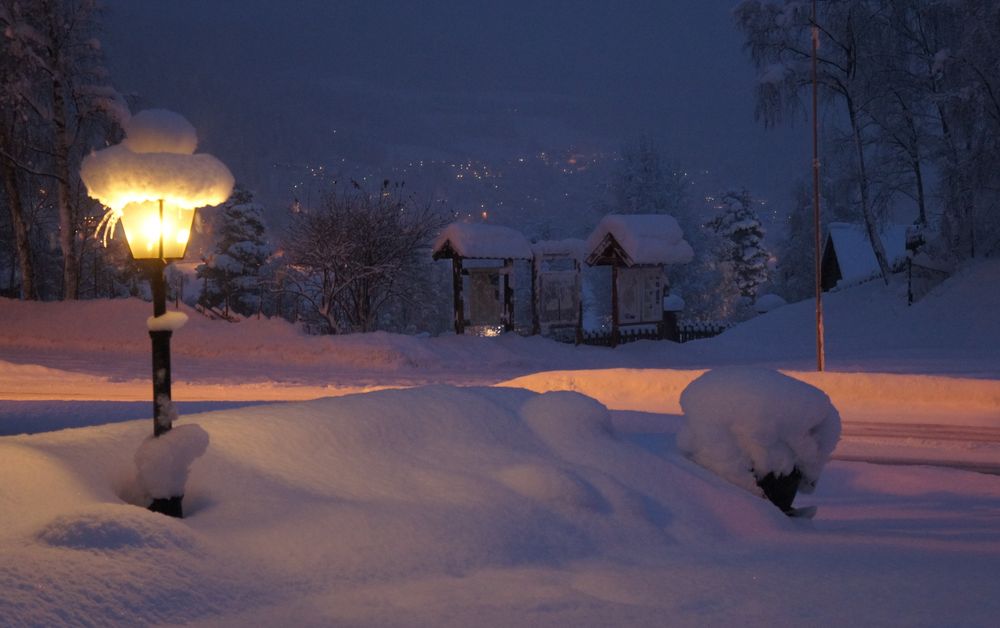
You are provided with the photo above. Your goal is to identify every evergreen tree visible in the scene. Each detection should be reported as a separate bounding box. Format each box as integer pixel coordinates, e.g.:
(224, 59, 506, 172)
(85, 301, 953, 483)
(197, 186, 272, 317)
(708, 189, 769, 303)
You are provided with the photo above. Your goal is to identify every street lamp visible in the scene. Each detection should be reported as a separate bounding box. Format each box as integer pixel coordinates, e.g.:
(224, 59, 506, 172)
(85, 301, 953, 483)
(81, 109, 233, 518)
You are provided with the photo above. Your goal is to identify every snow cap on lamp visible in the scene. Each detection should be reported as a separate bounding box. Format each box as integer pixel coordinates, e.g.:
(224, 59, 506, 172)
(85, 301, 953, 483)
(81, 109, 234, 213)
(80, 109, 234, 259)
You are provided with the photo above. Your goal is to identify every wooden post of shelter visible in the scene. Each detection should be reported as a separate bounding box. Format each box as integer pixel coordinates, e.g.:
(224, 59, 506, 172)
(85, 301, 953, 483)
(610, 263, 620, 348)
(502, 258, 514, 332)
(530, 257, 540, 336)
(452, 257, 464, 335)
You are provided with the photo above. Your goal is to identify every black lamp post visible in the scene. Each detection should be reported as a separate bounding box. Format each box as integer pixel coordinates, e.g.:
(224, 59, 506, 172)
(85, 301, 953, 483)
(122, 198, 197, 517)
(78, 109, 234, 519)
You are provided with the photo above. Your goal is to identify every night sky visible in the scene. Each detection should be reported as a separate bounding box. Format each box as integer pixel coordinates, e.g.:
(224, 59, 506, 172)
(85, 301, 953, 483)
(102, 0, 806, 218)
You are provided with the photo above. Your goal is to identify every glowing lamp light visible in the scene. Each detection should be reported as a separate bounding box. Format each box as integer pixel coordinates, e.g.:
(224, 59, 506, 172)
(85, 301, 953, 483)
(118, 200, 195, 260)
(80, 109, 235, 261)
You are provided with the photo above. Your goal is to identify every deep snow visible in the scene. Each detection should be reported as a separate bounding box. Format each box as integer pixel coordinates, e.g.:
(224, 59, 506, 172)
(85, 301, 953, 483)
(1, 260, 999, 626)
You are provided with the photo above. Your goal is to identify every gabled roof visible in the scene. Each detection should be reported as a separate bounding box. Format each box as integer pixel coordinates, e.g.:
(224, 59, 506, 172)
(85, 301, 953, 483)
(825, 222, 909, 284)
(584, 214, 694, 267)
(431, 222, 533, 261)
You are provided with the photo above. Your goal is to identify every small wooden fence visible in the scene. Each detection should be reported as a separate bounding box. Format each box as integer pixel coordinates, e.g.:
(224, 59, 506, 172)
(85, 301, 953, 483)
(579, 321, 728, 346)
(677, 321, 730, 343)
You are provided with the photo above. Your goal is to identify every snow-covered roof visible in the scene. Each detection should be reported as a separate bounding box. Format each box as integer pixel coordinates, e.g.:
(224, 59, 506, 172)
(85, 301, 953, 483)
(531, 238, 586, 261)
(825, 222, 909, 284)
(431, 222, 533, 260)
(584, 214, 694, 267)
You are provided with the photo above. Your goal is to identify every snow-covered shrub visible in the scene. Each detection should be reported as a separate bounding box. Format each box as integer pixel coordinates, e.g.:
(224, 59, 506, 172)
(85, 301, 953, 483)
(754, 293, 787, 314)
(677, 367, 840, 501)
(134, 424, 210, 500)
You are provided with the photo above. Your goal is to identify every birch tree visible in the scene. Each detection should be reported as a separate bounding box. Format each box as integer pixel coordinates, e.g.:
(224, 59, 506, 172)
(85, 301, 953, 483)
(735, 0, 893, 282)
(0, 0, 124, 299)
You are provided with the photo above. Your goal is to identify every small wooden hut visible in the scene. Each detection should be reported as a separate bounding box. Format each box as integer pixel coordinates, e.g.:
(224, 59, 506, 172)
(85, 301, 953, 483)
(584, 214, 693, 347)
(821, 222, 908, 291)
(431, 222, 533, 334)
(531, 238, 585, 342)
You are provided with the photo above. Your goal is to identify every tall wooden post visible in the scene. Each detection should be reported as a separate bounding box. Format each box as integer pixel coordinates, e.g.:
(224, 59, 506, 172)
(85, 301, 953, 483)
(452, 257, 465, 334)
(811, 0, 826, 371)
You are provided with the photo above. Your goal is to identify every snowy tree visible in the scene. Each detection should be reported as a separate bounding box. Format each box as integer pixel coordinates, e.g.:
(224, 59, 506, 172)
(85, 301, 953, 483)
(708, 189, 770, 312)
(735, 0, 893, 282)
(593, 136, 727, 321)
(603, 136, 691, 219)
(737, 0, 1000, 266)
(0, 0, 125, 300)
(280, 181, 446, 334)
(196, 186, 272, 318)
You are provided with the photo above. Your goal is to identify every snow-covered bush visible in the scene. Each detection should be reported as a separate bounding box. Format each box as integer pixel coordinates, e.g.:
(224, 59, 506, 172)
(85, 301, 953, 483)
(134, 424, 210, 500)
(754, 293, 787, 314)
(677, 367, 840, 502)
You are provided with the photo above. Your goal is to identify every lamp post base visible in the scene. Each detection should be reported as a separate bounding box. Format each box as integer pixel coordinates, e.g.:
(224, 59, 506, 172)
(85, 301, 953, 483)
(149, 495, 183, 518)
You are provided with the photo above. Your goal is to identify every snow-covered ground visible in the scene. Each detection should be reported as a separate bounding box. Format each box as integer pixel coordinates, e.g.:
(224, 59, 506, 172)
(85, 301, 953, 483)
(1, 261, 999, 626)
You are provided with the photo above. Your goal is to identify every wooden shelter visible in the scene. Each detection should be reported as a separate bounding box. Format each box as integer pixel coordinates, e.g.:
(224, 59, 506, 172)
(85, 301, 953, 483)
(821, 222, 908, 291)
(431, 222, 533, 334)
(531, 239, 585, 342)
(584, 214, 693, 347)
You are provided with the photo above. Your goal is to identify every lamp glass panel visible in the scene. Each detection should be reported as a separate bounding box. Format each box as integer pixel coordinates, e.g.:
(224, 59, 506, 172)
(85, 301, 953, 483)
(119, 201, 195, 260)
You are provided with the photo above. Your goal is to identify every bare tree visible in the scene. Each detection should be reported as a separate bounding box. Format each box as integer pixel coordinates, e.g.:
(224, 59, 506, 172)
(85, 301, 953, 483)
(736, 0, 893, 282)
(281, 181, 446, 334)
(0, 0, 124, 300)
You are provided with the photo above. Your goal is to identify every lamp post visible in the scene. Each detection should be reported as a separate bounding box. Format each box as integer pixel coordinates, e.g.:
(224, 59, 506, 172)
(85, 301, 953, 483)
(118, 197, 199, 516)
(80, 109, 234, 518)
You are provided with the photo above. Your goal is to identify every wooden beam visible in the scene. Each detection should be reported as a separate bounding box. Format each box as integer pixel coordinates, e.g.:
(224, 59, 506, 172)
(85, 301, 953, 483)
(453, 257, 464, 334)
(611, 264, 620, 348)
(502, 258, 514, 332)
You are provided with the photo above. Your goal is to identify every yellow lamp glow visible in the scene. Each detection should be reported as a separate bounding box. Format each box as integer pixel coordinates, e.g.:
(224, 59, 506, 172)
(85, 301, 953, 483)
(118, 200, 196, 260)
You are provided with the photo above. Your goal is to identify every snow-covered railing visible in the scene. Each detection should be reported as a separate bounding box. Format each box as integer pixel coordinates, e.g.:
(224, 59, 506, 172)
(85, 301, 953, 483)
(677, 321, 729, 343)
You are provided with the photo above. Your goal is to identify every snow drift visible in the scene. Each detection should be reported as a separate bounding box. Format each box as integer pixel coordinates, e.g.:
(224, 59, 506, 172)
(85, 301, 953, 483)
(677, 368, 841, 497)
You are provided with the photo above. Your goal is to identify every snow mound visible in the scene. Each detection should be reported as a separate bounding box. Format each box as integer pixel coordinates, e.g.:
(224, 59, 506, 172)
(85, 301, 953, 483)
(80, 109, 233, 212)
(754, 293, 786, 313)
(497, 464, 605, 512)
(122, 109, 198, 155)
(81, 145, 234, 212)
(677, 367, 841, 495)
(37, 506, 196, 551)
(134, 423, 209, 499)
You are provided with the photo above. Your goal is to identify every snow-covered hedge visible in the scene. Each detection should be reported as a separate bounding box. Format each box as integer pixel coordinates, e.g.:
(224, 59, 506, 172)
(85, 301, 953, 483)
(677, 367, 841, 497)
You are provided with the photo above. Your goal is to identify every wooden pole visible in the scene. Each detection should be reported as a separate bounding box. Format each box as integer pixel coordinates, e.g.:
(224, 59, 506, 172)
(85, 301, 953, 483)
(452, 257, 465, 334)
(531, 256, 540, 336)
(812, 0, 826, 372)
(611, 264, 620, 348)
(502, 258, 514, 333)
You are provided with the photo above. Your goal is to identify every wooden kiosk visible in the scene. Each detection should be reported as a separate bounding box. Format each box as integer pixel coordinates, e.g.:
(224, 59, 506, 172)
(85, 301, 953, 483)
(584, 214, 693, 347)
(431, 222, 533, 334)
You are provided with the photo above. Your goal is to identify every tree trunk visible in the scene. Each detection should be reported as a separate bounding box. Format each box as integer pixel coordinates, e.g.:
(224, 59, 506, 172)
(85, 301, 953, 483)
(52, 75, 80, 300)
(912, 157, 927, 227)
(1, 158, 35, 299)
(847, 97, 891, 283)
